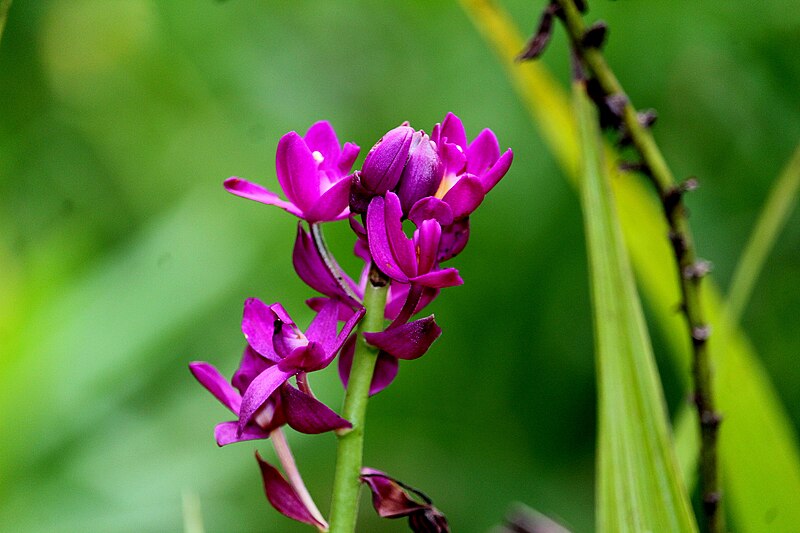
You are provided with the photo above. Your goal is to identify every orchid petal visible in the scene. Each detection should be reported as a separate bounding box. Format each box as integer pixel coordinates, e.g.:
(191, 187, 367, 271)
(278, 341, 329, 373)
(238, 366, 293, 434)
(396, 132, 444, 214)
(338, 142, 360, 176)
(232, 345, 273, 395)
(338, 335, 399, 395)
(408, 197, 454, 227)
(304, 299, 339, 352)
(268, 302, 294, 325)
(306, 297, 360, 321)
(280, 384, 351, 434)
(440, 141, 467, 177)
(437, 219, 470, 263)
(415, 219, 442, 275)
(189, 362, 242, 414)
(410, 268, 464, 289)
(276, 131, 319, 213)
(214, 421, 269, 446)
(332, 306, 366, 356)
(370, 353, 400, 395)
(305, 172, 351, 222)
(385, 284, 439, 320)
(303, 120, 340, 164)
(441, 174, 485, 219)
(440, 112, 467, 149)
(430, 122, 441, 146)
(384, 192, 417, 276)
(466, 128, 501, 177)
(367, 196, 410, 282)
(361, 125, 414, 194)
(223, 177, 303, 218)
(363, 316, 442, 360)
(292, 224, 348, 300)
(480, 148, 513, 193)
(241, 298, 281, 362)
(255, 452, 327, 529)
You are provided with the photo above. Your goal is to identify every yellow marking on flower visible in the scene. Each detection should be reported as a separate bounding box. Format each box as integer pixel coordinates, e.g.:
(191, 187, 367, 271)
(434, 174, 459, 199)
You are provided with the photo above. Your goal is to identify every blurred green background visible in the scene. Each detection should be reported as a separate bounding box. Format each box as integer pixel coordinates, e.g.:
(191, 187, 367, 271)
(1, 1, 798, 531)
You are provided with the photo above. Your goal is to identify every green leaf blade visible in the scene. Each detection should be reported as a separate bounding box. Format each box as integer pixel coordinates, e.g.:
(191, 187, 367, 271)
(575, 83, 698, 533)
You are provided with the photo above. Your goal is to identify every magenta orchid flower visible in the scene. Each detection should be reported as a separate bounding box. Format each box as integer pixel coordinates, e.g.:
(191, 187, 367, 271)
(189, 302, 359, 445)
(236, 298, 364, 436)
(367, 192, 463, 289)
(225, 121, 360, 222)
(425, 112, 513, 219)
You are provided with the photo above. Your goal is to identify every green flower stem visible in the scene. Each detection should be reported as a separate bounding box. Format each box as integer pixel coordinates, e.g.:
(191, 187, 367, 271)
(553, 2, 722, 531)
(328, 263, 389, 533)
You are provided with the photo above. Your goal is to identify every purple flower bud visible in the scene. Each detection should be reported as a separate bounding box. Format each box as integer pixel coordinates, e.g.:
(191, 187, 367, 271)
(396, 131, 444, 214)
(360, 125, 415, 195)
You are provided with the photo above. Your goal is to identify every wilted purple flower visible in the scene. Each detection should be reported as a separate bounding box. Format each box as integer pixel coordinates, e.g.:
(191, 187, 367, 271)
(256, 452, 328, 530)
(236, 298, 364, 436)
(225, 121, 360, 222)
(360, 468, 450, 533)
(366, 192, 463, 289)
(427, 112, 513, 219)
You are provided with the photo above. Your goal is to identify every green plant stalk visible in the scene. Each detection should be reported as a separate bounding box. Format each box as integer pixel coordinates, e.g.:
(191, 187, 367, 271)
(553, 2, 722, 531)
(0, 0, 11, 46)
(328, 264, 389, 533)
(725, 142, 800, 326)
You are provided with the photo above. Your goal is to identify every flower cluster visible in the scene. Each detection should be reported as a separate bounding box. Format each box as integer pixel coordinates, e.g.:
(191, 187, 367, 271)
(191, 113, 511, 531)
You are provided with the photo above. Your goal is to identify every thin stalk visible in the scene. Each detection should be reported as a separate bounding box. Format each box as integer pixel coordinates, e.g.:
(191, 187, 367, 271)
(271, 428, 329, 531)
(0, 0, 12, 47)
(328, 263, 389, 533)
(552, 1, 723, 531)
(725, 142, 800, 326)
